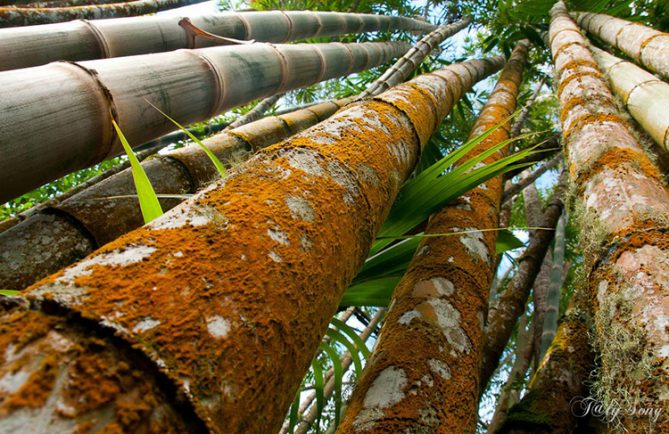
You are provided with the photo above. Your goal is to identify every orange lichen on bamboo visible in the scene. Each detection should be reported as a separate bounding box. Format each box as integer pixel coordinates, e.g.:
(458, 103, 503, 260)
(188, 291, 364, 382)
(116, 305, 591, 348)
(18, 59, 502, 434)
(0, 305, 196, 432)
(337, 42, 527, 433)
(550, 3, 669, 431)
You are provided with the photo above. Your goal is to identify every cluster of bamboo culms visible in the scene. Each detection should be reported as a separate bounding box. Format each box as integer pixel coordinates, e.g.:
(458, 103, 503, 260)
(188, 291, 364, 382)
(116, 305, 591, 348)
(1, 3, 669, 434)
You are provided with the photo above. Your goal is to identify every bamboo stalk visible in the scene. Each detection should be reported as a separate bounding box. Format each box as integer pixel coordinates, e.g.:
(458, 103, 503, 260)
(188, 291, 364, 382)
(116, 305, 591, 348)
(289, 309, 385, 434)
(337, 42, 528, 433)
(359, 17, 471, 97)
(590, 45, 669, 153)
(0, 0, 208, 27)
(572, 10, 669, 81)
(0, 98, 352, 291)
(480, 173, 565, 394)
(5, 57, 502, 433)
(0, 40, 411, 202)
(550, 3, 669, 431)
(0, 11, 435, 70)
(501, 153, 561, 205)
(225, 93, 284, 130)
(538, 211, 566, 360)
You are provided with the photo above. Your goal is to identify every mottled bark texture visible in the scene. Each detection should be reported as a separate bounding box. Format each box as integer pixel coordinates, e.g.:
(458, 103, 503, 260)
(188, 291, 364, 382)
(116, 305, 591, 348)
(550, 3, 669, 432)
(573, 10, 669, 81)
(486, 314, 533, 434)
(0, 11, 435, 70)
(0, 40, 410, 202)
(0, 0, 207, 27)
(336, 42, 528, 434)
(3, 58, 503, 433)
(590, 45, 669, 153)
(360, 17, 471, 97)
(480, 175, 565, 393)
(0, 99, 351, 291)
(496, 287, 594, 434)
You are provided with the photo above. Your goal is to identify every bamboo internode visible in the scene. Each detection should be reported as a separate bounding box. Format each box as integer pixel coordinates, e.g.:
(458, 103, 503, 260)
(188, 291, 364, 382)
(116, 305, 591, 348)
(0, 40, 410, 202)
(591, 45, 669, 153)
(12, 57, 503, 433)
(0, 99, 351, 291)
(0, 0, 208, 27)
(573, 11, 669, 81)
(0, 11, 435, 70)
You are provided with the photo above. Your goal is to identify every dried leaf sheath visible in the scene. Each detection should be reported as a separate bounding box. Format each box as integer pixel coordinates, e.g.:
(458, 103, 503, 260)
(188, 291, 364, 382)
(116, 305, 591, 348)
(0, 11, 435, 70)
(336, 41, 528, 433)
(4, 58, 503, 433)
(0, 40, 410, 202)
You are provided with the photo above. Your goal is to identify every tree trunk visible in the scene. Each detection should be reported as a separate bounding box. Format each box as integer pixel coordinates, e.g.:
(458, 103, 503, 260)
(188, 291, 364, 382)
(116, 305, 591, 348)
(0, 40, 410, 202)
(0, 0, 208, 27)
(360, 17, 471, 97)
(1, 57, 503, 433)
(0, 11, 435, 70)
(336, 42, 528, 433)
(572, 10, 669, 81)
(480, 174, 565, 394)
(590, 45, 669, 154)
(550, 3, 669, 432)
(0, 98, 353, 291)
(497, 286, 594, 434)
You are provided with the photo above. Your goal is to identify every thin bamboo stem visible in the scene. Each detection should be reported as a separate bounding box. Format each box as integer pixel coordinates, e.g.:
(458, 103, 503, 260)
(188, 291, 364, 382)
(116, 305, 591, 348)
(501, 153, 561, 205)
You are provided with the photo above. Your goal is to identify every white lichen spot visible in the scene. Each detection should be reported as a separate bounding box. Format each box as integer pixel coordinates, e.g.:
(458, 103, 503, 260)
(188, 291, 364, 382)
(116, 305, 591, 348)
(417, 245, 430, 256)
(412, 277, 454, 298)
(398, 310, 421, 325)
(362, 366, 408, 409)
(0, 369, 30, 394)
(206, 316, 230, 339)
(357, 163, 380, 186)
(327, 160, 359, 204)
(150, 204, 219, 230)
(428, 359, 451, 380)
(268, 250, 282, 262)
(286, 195, 315, 222)
(132, 317, 161, 333)
(448, 256, 454, 263)
(267, 228, 289, 245)
(56, 245, 157, 284)
(459, 228, 489, 263)
(285, 148, 323, 176)
(352, 408, 384, 431)
(420, 374, 434, 388)
(173, 251, 184, 258)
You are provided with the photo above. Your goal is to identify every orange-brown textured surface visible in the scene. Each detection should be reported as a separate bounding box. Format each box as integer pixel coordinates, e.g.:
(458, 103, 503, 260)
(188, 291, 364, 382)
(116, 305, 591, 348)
(0, 301, 200, 433)
(17, 58, 503, 434)
(550, 3, 669, 432)
(336, 42, 527, 434)
(498, 288, 594, 434)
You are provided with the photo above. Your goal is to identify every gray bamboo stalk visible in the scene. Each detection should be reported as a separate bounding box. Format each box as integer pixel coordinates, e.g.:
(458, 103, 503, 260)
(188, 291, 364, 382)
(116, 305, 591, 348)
(0, 11, 435, 70)
(0, 0, 208, 27)
(486, 313, 533, 434)
(538, 211, 567, 361)
(289, 309, 385, 434)
(572, 11, 669, 81)
(509, 76, 546, 139)
(226, 93, 284, 130)
(0, 40, 411, 202)
(480, 173, 566, 394)
(359, 17, 471, 97)
(590, 45, 669, 153)
(0, 98, 353, 291)
(1, 57, 504, 433)
(501, 153, 561, 205)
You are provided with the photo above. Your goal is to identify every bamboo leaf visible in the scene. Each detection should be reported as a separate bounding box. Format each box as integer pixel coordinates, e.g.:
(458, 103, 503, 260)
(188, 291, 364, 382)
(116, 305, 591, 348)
(326, 328, 364, 376)
(330, 318, 371, 358)
(496, 229, 526, 254)
(340, 277, 402, 308)
(112, 120, 163, 224)
(145, 100, 227, 176)
(287, 381, 302, 434)
(311, 356, 325, 433)
(0, 290, 20, 297)
(319, 343, 343, 427)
